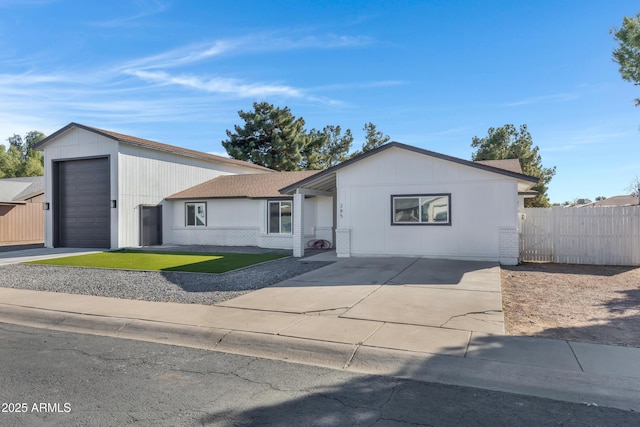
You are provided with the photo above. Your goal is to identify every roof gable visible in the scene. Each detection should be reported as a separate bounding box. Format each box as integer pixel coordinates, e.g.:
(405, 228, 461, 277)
(280, 142, 538, 194)
(35, 122, 273, 173)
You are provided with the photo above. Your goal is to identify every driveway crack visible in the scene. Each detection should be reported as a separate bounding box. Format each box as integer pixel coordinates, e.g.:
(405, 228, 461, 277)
(384, 258, 421, 285)
(439, 310, 503, 328)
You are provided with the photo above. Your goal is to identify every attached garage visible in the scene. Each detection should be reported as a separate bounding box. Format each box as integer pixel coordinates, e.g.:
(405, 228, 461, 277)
(36, 123, 272, 250)
(54, 157, 111, 248)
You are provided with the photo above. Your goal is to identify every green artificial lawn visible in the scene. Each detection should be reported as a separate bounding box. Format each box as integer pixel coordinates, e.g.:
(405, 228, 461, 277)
(26, 250, 286, 274)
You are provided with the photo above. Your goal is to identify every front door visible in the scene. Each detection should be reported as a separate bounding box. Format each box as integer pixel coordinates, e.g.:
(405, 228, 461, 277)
(140, 205, 162, 246)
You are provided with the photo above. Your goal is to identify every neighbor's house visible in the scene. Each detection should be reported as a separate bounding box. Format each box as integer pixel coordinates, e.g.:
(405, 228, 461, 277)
(579, 195, 639, 207)
(36, 123, 538, 265)
(0, 176, 45, 245)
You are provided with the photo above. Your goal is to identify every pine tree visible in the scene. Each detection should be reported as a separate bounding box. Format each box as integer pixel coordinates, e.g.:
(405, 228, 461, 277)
(471, 124, 555, 207)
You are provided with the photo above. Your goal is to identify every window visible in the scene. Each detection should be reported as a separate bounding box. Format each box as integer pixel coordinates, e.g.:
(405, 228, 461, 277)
(268, 200, 292, 233)
(185, 202, 206, 227)
(392, 194, 451, 225)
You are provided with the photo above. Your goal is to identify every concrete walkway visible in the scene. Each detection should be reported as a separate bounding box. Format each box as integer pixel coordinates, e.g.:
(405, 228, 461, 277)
(0, 247, 102, 266)
(0, 250, 639, 412)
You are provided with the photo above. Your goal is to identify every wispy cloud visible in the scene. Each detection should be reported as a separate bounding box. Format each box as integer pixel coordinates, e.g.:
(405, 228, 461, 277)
(87, 0, 168, 28)
(542, 130, 631, 152)
(117, 32, 373, 103)
(121, 33, 373, 70)
(504, 92, 579, 107)
(312, 80, 404, 92)
(0, 72, 69, 85)
(0, 28, 375, 142)
(126, 69, 304, 98)
(121, 40, 242, 70)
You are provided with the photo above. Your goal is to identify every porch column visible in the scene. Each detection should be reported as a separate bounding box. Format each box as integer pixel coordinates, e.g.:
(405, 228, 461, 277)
(293, 192, 305, 257)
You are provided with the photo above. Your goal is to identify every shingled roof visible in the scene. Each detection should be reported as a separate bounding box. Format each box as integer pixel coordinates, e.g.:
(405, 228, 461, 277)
(474, 159, 523, 174)
(166, 171, 320, 200)
(581, 195, 639, 207)
(0, 176, 44, 204)
(34, 123, 273, 173)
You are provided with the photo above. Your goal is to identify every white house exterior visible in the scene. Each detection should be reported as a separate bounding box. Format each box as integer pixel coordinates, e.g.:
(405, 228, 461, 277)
(36, 124, 537, 265)
(35, 123, 271, 249)
(280, 143, 538, 265)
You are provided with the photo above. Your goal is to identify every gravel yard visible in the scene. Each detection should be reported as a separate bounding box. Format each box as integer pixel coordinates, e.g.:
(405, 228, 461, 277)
(502, 263, 640, 348)
(0, 246, 332, 305)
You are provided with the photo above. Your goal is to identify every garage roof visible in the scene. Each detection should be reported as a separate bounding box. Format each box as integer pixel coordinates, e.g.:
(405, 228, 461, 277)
(34, 123, 273, 173)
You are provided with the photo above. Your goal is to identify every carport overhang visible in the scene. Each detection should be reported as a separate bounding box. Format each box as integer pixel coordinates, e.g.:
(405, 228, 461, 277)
(280, 171, 337, 257)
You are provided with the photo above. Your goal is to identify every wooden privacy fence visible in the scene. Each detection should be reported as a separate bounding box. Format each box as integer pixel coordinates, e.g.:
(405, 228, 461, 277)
(0, 203, 44, 245)
(520, 206, 640, 266)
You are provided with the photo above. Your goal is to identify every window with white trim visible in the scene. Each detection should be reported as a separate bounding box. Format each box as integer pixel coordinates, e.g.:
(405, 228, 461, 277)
(185, 202, 206, 227)
(268, 200, 292, 233)
(391, 194, 451, 225)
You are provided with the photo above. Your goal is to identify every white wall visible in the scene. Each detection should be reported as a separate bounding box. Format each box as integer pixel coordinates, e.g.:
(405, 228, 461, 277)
(336, 147, 518, 261)
(42, 127, 119, 248)
(168, 196, 330, 249)
(117, 143, 258, 247)
(314, 196, 334, 228)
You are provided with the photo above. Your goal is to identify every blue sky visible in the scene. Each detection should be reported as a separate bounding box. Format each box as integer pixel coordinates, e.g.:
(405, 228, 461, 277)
(1, 0, 638, 203)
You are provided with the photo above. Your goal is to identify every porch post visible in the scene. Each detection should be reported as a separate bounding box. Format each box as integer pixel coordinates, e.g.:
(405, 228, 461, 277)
(293, 192, 305, 257)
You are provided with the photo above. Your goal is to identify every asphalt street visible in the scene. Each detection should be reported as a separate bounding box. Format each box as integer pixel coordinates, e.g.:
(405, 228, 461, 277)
(1, 323, 638, 427)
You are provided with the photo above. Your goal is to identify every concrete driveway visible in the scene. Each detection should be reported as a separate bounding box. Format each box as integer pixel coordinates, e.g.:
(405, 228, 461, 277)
(218, 254, 504, 335)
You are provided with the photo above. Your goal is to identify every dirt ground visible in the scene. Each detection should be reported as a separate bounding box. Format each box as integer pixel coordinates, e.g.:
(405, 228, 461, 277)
(501, 263, 640, 348)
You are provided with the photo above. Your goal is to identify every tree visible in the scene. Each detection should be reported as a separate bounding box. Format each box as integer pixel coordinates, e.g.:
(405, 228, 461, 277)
(625, 175, 640, 196)
(0, 131, 45, 178)
(350, 122, 390, 158)
(222, 102, 314, 171)
(314, 125, 353, 169)
(222, 103, 390, 170)
(611, 13, 640, 106)
(471, 124, 556, 207)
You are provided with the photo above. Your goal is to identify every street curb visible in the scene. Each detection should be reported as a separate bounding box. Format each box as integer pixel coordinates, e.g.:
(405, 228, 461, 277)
(1, 304, 639, 413)
(215, 330, 356, 370)
(347, 346, 640, 413)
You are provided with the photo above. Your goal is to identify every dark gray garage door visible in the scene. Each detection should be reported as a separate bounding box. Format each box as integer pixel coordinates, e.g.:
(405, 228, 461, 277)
(55, 157, 111, 248)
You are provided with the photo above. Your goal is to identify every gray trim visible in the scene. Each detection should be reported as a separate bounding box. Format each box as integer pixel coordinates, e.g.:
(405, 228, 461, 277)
(267, 199, 293, 234)
(390, 193, 452, 226)
(53, 156, 111, 248)
(280, 142, 539, 194)
(185, 201, 207, 227)
(167, 195, 294, 201)
(139, 204, 163, 246)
